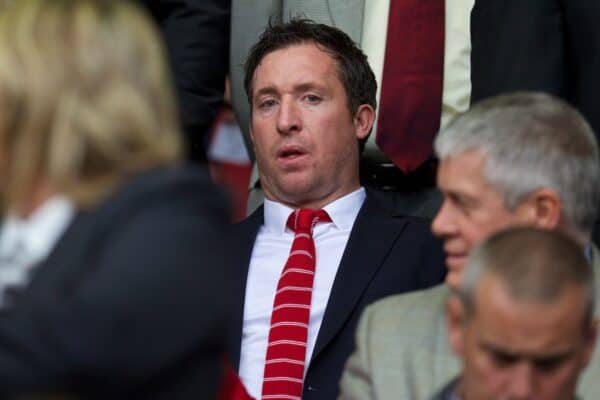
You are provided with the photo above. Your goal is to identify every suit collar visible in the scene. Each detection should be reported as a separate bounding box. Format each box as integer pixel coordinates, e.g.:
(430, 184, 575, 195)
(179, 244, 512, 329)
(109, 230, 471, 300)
(229, 207, 264, 370)
(310, 192, 409, 361)
(262, 188, 366, 234)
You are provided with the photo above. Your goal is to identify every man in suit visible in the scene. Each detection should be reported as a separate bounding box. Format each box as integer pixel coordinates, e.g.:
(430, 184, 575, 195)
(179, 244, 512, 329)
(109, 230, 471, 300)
(141, 0, 230, 163)
(230, 0, 473, 217)
(0, 1, 232, 397)
(339, 92, 600, 399)
(229, 19, 446, 400)
(432, 228, 597, 400)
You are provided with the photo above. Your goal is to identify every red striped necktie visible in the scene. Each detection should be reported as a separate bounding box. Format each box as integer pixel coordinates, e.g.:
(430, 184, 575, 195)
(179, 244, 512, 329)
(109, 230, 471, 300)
(261, 209, 332, 400)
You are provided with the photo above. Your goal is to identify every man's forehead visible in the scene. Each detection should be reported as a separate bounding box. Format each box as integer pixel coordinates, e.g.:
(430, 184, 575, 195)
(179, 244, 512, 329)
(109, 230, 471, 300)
(253, 44, 337, 81)
(256, 43, 335, 70)
(437, 150, 490, 192)
(470, 277, 588, 346)
(439, 149, 487, 175)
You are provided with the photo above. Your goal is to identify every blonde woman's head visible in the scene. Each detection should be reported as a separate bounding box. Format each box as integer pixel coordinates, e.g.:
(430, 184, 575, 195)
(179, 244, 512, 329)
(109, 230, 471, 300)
(0, 0, 182, 212)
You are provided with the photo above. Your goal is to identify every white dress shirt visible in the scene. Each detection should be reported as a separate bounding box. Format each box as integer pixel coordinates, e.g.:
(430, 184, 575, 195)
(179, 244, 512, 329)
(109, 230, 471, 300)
(0, 196, 74, 306)
(362, 0, 474, 160)
(239, 188, 366, 398)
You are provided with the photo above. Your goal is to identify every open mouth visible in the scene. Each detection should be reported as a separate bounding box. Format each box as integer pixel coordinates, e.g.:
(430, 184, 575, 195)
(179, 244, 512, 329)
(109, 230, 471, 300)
(278, 146, 307, 160)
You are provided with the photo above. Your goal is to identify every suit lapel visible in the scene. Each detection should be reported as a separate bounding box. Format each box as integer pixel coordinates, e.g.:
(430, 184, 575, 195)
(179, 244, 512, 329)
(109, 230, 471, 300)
(310, 194, 408, 361)
(229, 207, 264, 370)
(230, 191, 409, 367)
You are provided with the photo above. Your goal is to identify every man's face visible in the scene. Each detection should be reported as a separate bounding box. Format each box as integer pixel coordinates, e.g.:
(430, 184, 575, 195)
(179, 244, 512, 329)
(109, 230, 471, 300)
(432, 150, 531, 288)
(450, 276, 596, 400)
(249, 43, 372, 209)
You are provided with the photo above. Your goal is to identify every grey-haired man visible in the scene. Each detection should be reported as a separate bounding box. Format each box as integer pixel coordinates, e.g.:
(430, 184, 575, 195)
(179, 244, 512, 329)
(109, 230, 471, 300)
(340, 92, 600, 400)
(434, 228, 596, 400)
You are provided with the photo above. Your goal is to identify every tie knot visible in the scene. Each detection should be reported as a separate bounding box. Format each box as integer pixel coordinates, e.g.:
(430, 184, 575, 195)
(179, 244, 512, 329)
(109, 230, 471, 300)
(287, 208, 331, 233)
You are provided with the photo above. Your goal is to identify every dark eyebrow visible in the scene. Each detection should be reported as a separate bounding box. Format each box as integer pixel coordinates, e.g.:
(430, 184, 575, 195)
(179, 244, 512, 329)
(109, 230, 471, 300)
(253, 86, 278, 101)
(481, 341, 574, 364)
(254, 82, 327, 100)
(531, 352, 573, 366)
(293, 82, 327, 93)
(481, 342, 520, 360)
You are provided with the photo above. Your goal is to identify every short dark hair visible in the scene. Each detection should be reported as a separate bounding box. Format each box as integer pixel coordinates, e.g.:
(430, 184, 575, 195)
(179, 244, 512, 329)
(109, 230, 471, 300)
(244, 18, 377, 118)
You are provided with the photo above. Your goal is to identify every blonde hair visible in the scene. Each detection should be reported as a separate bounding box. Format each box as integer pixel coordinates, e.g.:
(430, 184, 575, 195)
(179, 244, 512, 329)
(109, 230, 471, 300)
(0, 0, 182, 209)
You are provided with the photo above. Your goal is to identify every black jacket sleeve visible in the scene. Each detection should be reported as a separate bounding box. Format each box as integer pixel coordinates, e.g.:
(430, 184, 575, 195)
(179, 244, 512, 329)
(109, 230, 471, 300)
(143, 0, 231, 163)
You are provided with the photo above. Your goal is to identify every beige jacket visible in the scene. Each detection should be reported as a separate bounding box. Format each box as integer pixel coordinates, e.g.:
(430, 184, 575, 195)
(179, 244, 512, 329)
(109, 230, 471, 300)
(339, 246, 600, 400)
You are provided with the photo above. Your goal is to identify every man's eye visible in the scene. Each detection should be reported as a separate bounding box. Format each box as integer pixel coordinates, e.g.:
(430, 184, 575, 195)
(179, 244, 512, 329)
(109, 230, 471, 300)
(448, 194, 470, 215)
(305, 95, 321, 104)
(534, 357, 565, 373)
(491, 352, 518, 368)
(448, 193, 479, 216)
(258, 99, 276, 109)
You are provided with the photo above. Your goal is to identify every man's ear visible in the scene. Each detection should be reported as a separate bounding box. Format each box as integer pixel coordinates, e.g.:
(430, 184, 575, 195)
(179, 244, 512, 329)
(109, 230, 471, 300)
(249, 123, 256, 145)
(515, 188, 562, 230)
(353, 104, 375, 140)
(447, 295, 466, 357)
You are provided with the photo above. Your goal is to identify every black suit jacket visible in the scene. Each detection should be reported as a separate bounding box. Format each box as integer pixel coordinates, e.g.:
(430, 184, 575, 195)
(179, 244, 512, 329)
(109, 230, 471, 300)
(0, 166, 233, 399)
(229, 192, 446, 399)
(141, 0, 230, 163)
(471, 0, 600, 137)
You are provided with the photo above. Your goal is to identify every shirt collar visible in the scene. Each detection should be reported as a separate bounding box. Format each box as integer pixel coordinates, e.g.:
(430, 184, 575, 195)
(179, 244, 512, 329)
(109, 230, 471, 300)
(0, 195, 75, 262)
(262, 187, 366, 234)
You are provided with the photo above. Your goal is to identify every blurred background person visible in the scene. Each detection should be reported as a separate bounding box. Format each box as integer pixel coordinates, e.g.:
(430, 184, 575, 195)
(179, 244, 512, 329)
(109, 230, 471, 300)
(0, 0, 232, 398)
(208, 78, 252, 222)
(142, 0, 230, 164)
(438, 228, 597, 400)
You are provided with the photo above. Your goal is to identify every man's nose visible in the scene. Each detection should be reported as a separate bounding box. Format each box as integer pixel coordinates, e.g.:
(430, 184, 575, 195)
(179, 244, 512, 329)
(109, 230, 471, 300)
(431, 199, 457, 238)
(276, 98, 301, 134)
(508, 363, 535, 400)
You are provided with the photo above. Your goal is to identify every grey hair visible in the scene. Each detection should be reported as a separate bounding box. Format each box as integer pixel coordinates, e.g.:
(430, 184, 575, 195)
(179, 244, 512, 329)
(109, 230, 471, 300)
(458, 227, 596, 329)
(435, 92, 600, 239)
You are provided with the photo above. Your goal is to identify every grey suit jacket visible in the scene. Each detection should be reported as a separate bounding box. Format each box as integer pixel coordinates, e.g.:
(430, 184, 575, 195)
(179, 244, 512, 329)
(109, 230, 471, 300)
(339, 246, 600, 400)
(339, 284, 459, 400)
